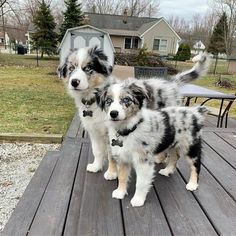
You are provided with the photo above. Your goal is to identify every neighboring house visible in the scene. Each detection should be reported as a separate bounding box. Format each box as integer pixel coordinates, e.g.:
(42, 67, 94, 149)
(192, 40, 206, 54)
(58, 25, 115, 66)
(84, 12, 181, 55)
(0, 25, 27, 50)
(0, 31, 10, 49)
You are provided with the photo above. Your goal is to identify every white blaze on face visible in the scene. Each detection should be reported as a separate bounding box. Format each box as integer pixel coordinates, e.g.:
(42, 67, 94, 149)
(69, 47, 91, 90)
(108, 84, 126, 121)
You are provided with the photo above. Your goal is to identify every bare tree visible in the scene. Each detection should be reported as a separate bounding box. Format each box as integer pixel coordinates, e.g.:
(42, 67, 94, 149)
(83, 0, 160, 17)
(210, 0, 236, 55)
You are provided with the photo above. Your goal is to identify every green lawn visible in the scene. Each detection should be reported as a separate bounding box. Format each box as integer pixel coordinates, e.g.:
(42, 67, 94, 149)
(192, 75, 236, 117)
(0, 54, 235, 135)
(0, 54, 75, 134)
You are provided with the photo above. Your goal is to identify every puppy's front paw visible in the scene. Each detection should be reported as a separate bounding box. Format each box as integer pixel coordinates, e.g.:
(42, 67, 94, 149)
(130, 195, 145, 207)
(112, 189, 127, 199)
(186, 182, 198, 191)
(104, 170, 118, 180)
(158, 168, 173, 177)
(86, 163, 102, 173)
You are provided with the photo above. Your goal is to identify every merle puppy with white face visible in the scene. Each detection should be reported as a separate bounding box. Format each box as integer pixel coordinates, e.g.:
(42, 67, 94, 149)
(58, 46, 116, 175)
(96, 82, 208, 207)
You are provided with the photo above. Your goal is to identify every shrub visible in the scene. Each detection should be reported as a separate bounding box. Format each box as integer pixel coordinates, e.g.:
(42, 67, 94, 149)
(175, 44, 191, 61)
(136, 45, 149, 66)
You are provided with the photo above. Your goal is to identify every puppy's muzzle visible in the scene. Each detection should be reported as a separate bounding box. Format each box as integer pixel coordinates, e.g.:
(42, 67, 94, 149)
(71, 79, 80, 88)
(110, 110, 119, 119)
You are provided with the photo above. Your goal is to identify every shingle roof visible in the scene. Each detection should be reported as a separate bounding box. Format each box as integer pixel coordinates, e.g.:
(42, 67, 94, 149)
(85, 12, 161, 37)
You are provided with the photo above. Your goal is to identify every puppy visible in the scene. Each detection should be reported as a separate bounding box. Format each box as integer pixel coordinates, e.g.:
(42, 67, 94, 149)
(96, 82, 208, 207)
(58, 46, 118, 176)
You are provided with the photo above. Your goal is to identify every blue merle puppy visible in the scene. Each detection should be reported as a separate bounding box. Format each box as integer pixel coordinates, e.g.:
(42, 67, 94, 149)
(96, 81, 208, 207)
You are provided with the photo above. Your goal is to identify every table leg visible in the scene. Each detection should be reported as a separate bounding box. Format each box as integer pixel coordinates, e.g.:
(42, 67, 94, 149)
(217, 99, 224, 128)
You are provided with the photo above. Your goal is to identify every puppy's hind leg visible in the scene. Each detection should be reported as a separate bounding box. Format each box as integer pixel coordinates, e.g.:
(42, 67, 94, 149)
(159, 148, 180, 177)
(112, 163, 131, 199)
(186, 142, 202, 191)
(186, 155, 201, 191)
(87, 136, 105, 173)
(131, 160, 155, 207)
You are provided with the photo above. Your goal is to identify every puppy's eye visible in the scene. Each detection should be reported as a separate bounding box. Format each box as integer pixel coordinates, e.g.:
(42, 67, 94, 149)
(121, 97, 131, 104)
(83, 65, 93, 74)
(69, 66, 75, 72)
(105, 98, 113, 105)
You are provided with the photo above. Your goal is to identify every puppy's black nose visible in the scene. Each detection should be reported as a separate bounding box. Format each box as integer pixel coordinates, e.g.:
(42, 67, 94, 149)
(71, 79, 80, 88)
(110, 110, 119, 119)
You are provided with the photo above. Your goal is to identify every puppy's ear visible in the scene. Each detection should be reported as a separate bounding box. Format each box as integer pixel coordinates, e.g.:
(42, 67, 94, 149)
(95, 87, 108, 110)
(129, 83, 149, 108)
(57, 63, 67, 78)
(89, 45, 113, 76)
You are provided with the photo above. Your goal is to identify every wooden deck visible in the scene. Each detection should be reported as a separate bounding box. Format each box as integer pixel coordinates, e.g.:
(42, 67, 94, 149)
(2, 114, 236, 236)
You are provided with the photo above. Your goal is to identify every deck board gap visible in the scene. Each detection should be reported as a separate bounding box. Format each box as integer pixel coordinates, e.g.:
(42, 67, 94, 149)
(61, 142, 84, 235)
(152, 184, 174, 236)
(27, 153, 61, 234)
(214, 132, 236, 150)
(177, 168, 220, 236)
(119, 199, 127, 236)
(203, 140, 236, 172)
(200, 162, 236, 203)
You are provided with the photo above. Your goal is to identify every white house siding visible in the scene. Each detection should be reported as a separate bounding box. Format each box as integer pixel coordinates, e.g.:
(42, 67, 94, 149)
(142, 20, 179, 55)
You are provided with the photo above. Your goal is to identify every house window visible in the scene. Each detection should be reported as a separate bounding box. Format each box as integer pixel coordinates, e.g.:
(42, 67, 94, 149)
(153, 39, 160, 50)
(153, 39, 167, 51)
(132, 38, 139, 49)
(124, 37, 132, 49)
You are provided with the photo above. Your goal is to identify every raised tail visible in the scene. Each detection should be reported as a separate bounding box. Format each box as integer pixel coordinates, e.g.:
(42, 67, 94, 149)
(196, 106, 209, 115)
(172, 52, 210, 85)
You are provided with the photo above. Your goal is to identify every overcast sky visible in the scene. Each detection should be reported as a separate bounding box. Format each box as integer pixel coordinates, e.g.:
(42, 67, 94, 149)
(159, 0, 210, 20)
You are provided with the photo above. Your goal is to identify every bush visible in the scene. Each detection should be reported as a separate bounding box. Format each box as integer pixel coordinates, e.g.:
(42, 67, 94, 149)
(136, 46, 149, 66)
(175, 44, 191, 61)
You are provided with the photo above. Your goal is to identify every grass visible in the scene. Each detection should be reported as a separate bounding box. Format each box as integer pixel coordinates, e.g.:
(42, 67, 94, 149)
(0, 54, 75, 134)
(192, 75, 236, 117)
(0, 54, 235, 135)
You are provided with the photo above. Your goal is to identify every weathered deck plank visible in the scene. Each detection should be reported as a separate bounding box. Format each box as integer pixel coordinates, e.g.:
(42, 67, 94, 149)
(28, 139, 82, 236)
(2, 114, 236, 236)
(121, 174, 172, 236)
(178, 158, 236, 235)
(201, 142, 236, 201)
(64, 144, 124, 236)
(75, 149, 124, 236)
(63, 142, 90, 236)
(154, 167, 217, 236)
(215, 131, 236, 148)
(2, 151, 60, 236)
(203, 132, 236, 169)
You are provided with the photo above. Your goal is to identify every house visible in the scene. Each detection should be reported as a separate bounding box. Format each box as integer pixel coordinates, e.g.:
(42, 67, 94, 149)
(84, 12, 181, 55)
(192, 40, 206, 54)
(58, 25, 115, 66)
(0, 25, 27, 51)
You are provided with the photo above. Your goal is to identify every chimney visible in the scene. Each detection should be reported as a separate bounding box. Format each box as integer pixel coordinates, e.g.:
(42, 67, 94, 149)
(123, 9, 128, 24)
(84, 14, 90, 24)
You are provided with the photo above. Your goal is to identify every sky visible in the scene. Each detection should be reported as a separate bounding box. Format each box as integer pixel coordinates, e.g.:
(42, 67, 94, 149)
(159, 0, 211, 20)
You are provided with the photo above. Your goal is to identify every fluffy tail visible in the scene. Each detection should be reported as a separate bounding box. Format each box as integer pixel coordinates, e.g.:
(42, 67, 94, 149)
(172, 52, 210, 85)
(195, 106, 209, 115)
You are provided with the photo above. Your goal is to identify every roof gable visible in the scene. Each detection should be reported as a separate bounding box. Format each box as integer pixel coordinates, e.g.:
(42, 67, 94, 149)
(140, 18, 181, 40)
(58, 25, 115, 52)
